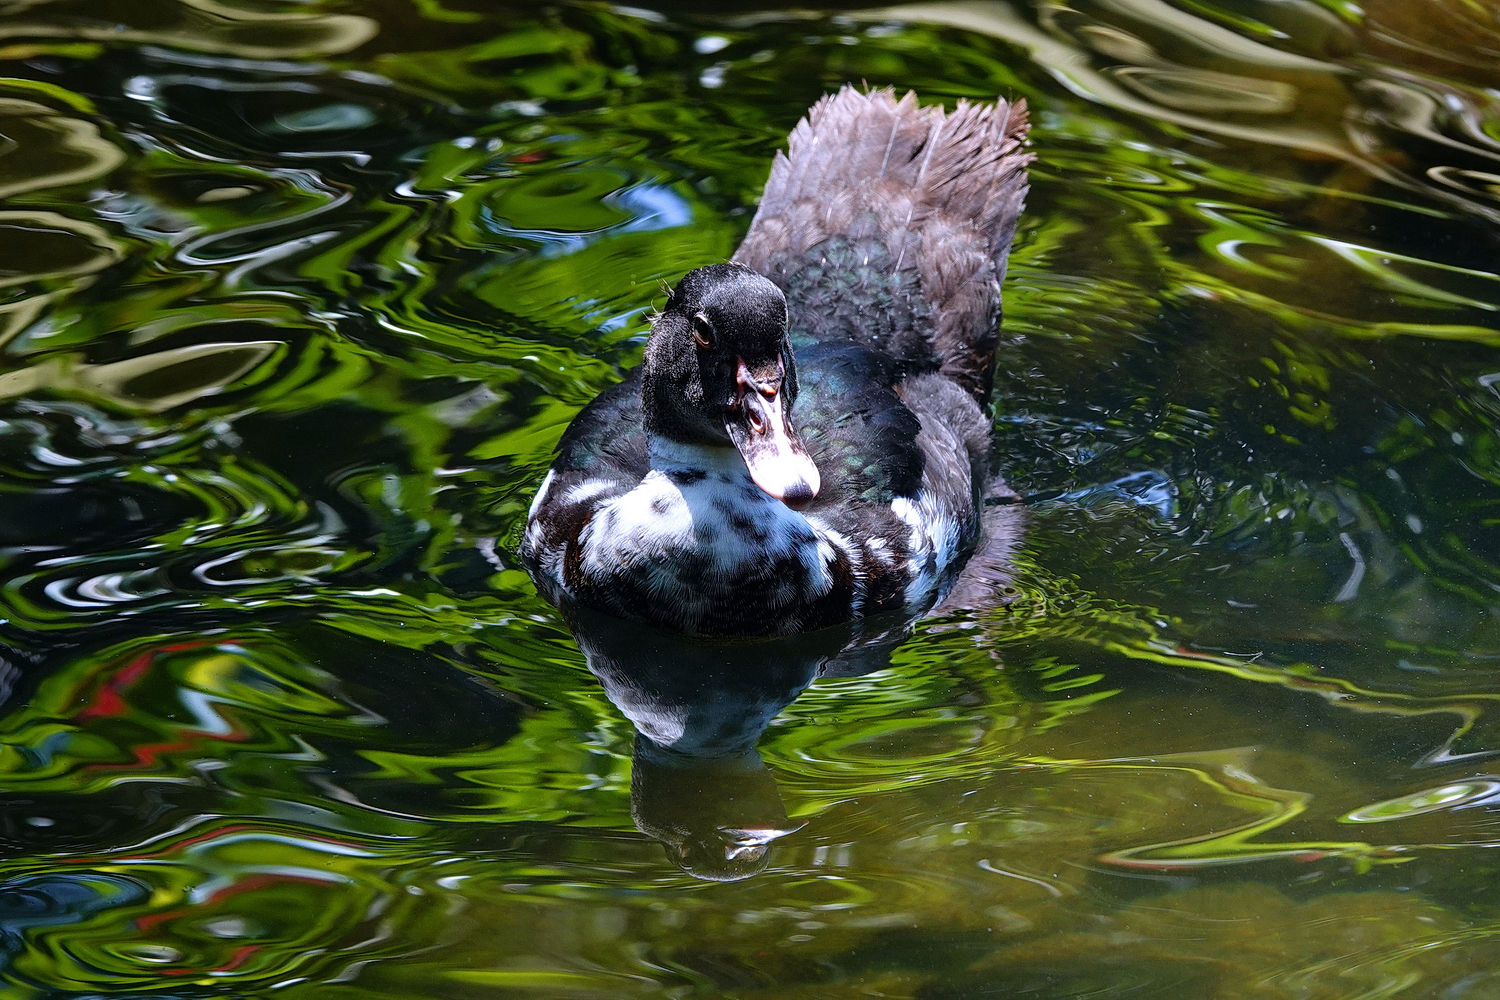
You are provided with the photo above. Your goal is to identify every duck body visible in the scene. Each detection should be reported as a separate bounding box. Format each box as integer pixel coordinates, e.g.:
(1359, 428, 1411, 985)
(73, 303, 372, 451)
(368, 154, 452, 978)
(523, 87, 1031, 636)
(526, 339, 982, 634)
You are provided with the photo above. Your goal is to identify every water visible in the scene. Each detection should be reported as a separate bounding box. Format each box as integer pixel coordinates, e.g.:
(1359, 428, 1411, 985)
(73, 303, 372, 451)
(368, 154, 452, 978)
(1, 0, 1499, 995)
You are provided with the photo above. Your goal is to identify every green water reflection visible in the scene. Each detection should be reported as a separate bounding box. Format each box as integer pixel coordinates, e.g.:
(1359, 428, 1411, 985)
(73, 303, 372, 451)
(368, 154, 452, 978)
(1, 0, 1499, 996)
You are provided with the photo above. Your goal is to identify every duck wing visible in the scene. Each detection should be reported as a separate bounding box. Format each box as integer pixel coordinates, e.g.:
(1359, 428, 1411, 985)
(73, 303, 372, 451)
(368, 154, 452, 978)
(734, 86, 1031, 402)
(792, 339, 924, 506)
(793, 338, 997, 616)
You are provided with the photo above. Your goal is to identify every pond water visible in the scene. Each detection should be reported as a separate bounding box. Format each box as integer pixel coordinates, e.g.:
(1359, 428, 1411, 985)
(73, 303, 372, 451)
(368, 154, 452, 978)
(1, 0, 1499, 996)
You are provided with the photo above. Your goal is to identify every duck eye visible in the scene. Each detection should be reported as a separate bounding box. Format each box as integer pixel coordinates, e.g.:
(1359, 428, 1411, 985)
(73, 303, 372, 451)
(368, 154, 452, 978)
(691, 313, 715, 349)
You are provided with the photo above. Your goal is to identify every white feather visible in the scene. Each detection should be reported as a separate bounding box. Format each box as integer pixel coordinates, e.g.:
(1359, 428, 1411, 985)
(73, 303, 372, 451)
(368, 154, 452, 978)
(564, 478, 615, 505)
(527, 469, 556, 519)
(891, 491, 961, 607)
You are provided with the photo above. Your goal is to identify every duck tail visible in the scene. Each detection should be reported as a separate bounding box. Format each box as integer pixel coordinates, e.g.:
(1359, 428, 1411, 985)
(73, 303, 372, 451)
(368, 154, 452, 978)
(735, 86, 1032, 401)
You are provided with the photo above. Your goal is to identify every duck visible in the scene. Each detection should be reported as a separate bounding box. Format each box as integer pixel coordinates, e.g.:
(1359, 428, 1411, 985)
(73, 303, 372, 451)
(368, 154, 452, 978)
(523, 86, 1032, 636)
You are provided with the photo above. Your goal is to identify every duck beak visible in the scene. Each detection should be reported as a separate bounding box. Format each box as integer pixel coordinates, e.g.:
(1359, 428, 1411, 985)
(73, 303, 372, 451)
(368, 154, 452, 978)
(726, 357, 820, 509)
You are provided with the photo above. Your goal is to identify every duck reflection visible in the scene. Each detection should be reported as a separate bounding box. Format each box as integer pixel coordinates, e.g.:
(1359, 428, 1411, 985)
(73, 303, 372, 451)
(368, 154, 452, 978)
(564, 497, 1026, 881)
(566, 605, 899, 880)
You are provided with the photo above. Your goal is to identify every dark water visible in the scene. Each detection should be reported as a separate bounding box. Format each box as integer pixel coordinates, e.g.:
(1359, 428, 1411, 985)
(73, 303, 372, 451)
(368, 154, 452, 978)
(1, 0, 1499, 996)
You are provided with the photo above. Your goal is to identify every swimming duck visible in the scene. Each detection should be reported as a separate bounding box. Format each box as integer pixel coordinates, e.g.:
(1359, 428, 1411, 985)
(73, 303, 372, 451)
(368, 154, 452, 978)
(523, 86, 1032, 636)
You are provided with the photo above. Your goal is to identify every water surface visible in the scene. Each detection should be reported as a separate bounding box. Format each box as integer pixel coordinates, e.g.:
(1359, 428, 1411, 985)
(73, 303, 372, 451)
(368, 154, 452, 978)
(2, 0, 1500, 996)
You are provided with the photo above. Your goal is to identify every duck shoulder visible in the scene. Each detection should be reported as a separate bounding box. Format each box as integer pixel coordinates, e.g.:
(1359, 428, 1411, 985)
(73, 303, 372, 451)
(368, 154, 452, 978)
(550, 370, 649, 487)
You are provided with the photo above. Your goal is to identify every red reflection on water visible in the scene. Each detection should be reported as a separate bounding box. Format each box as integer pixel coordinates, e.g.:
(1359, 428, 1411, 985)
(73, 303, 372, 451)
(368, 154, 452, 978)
(73, 642, 210, 722)
(70, 641, 253, 772)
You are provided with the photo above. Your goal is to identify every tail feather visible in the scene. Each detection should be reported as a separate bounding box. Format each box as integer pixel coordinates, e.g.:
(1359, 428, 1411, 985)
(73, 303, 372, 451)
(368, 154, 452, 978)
(735, 86, 1032, 401)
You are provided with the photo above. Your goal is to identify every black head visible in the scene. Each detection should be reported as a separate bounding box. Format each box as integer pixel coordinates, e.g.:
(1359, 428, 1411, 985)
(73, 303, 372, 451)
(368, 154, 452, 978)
(642, 263, 819, 507)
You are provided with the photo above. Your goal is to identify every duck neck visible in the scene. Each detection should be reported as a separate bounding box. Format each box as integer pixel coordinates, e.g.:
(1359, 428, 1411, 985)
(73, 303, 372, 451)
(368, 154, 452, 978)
(648, 434, 757, 482)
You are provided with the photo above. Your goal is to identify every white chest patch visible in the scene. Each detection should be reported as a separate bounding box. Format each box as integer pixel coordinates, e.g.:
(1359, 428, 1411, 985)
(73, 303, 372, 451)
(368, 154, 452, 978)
(563, 441, 836, 628)
(581, 470, 828, 594)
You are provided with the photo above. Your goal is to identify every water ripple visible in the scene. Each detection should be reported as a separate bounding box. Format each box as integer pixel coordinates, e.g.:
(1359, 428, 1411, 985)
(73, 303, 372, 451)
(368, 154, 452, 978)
(0, 1, 1498, 996)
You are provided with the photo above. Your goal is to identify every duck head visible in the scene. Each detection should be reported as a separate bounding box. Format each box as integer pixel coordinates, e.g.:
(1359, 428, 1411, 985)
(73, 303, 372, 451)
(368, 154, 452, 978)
(643, 263, 820, 509)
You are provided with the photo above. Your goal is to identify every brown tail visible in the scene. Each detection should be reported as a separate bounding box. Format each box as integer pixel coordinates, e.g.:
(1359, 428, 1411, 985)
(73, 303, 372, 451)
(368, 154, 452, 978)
(734, 86, 1032, 400)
